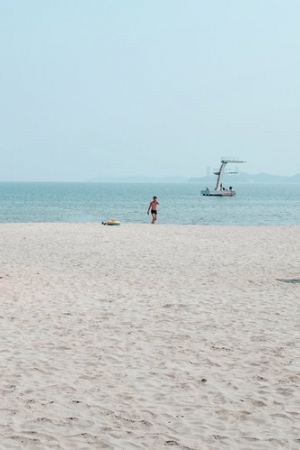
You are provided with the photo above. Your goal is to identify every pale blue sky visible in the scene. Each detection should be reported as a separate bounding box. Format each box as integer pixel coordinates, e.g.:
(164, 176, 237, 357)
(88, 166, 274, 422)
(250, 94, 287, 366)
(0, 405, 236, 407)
(1, 0, 300, 181)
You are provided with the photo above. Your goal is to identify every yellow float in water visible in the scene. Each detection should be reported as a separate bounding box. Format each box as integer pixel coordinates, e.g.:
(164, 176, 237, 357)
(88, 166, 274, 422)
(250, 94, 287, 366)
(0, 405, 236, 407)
(106, 219, 121, 226)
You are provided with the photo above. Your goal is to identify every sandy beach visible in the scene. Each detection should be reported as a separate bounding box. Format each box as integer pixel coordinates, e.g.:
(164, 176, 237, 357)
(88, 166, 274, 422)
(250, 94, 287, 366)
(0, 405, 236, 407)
(1, 223, 300, 449)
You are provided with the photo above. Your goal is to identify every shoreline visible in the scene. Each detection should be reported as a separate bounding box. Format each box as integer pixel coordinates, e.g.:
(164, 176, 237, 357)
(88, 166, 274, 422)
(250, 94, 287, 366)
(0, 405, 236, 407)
(1, 221, 300, 226)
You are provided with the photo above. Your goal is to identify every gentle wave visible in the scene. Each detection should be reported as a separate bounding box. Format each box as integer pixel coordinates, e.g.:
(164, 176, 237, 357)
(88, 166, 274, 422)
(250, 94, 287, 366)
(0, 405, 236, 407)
(0, 182, 300, 225)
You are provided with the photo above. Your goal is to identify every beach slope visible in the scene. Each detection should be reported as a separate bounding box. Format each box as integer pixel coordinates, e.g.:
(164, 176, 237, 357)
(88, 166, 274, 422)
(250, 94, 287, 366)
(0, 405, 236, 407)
(1, 224, 300, 449)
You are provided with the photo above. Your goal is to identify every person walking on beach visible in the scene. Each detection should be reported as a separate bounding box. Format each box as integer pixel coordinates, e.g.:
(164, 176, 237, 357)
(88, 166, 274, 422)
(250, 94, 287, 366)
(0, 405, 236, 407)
(147, 196, 159, 224)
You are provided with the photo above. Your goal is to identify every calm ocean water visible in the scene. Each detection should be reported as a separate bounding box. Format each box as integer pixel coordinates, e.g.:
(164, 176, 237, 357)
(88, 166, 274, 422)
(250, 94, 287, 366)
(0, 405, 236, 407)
(0, 182, 299, 226)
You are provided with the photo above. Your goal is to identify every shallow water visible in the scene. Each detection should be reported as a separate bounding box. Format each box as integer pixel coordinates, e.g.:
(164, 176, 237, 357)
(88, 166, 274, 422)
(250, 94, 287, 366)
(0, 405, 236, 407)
(0, 182, 299, 225)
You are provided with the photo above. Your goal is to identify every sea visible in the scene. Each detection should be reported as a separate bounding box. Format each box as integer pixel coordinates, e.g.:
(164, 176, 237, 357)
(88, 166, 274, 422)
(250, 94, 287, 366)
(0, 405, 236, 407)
(0, 182, 299, 226)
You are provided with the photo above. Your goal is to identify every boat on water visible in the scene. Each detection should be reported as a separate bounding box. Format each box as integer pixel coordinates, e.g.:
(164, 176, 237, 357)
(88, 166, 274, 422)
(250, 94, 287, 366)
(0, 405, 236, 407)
(201, 158, 245, 197)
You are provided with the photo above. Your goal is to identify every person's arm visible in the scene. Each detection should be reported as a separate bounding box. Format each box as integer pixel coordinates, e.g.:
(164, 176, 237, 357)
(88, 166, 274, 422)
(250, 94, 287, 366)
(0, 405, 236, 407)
(147, 202, 151, 215)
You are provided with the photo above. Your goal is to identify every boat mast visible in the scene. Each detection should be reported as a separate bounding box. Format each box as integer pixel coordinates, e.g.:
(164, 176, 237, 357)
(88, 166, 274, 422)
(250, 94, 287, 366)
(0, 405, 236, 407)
(214, 158, 245, 191)
(215, 160, 227, 191)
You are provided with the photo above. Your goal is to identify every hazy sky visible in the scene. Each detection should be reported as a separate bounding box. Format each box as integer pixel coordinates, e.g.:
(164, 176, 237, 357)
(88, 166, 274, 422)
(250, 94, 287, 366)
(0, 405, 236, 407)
(1, 1, 300, 181)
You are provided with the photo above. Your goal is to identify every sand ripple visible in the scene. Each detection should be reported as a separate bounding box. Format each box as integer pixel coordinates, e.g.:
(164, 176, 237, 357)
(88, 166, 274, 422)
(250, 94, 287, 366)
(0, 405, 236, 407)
(0, 224, 300, 449)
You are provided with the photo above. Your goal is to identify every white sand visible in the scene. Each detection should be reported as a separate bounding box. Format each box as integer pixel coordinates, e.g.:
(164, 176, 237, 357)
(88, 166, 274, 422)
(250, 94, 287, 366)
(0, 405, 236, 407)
(1, 223, 300, 449)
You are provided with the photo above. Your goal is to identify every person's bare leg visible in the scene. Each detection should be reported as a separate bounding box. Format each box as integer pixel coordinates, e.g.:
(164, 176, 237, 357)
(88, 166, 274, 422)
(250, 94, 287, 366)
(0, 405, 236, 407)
(151, 213, 155, 224)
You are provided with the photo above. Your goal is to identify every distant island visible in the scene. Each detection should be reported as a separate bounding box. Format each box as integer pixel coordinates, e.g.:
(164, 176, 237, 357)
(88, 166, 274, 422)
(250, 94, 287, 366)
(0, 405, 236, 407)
(188, 172, 300, 183)
(88, 173, 300, 183)
(88, 176, 188, 182)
